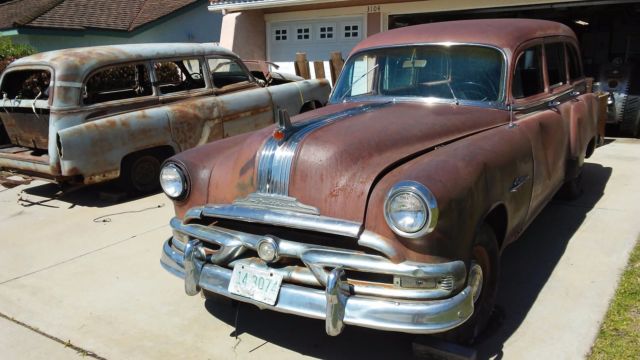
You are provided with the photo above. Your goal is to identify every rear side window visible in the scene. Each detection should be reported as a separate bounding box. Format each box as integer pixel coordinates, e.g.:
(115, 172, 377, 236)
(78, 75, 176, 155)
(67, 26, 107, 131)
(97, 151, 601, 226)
(84, 63, 151, 105)
(567, 44, 583, 81)
(154, 58, 205, 94)
(1, 69, 51, 100)
(513, 45, 544, 99)
(545, 42, 567, 87)
(208, 58, 252, 89)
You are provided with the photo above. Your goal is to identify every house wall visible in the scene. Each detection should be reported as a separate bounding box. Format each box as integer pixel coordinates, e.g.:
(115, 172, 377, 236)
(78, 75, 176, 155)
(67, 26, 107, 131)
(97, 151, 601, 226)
(220, 10, 266, 60)
(5, 2, 222, 52)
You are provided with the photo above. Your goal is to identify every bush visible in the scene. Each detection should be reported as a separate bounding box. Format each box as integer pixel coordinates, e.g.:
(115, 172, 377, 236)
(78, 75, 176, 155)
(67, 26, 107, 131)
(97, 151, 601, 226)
(0, 37, 36, 73)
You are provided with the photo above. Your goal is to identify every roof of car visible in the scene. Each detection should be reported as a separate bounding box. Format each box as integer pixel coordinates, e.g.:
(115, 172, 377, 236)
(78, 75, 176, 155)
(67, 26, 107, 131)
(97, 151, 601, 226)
(8, 43, 235, 79)
(351, 19, 576, 56)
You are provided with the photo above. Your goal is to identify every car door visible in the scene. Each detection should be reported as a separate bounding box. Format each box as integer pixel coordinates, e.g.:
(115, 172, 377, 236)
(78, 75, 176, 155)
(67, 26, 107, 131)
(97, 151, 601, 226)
(207, 57, 275, 138)
(153, 57, 223, 151)
(512, 41, 570, 220)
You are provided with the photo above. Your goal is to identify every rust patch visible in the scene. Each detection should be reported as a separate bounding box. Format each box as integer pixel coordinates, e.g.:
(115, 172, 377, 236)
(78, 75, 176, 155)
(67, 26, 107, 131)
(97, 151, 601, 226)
(220, 105, 271, 123)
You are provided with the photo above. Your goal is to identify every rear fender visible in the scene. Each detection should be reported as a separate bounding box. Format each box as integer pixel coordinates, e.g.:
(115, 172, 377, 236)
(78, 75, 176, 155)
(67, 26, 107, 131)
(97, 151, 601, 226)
(268, 79, 331, 115)
(57, 107, 175, 184)
(568, 93, 598, 163)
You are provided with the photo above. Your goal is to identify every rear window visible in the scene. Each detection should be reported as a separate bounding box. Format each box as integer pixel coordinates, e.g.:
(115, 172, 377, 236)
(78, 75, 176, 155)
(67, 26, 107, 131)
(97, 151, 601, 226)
(513, 45, 544, 99)
(0, 69, 51, 100)
(84, 63, 152, 105)
(545, 42, 567, 87)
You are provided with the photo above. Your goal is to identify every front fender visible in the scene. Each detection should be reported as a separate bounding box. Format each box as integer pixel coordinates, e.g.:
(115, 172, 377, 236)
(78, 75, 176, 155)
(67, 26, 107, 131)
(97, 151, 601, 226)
(364, 124, 534, 263)
(57, 107, 174, 184)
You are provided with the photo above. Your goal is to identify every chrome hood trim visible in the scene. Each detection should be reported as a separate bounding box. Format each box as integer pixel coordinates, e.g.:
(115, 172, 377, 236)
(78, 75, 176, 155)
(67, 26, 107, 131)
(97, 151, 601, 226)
(255, 102, 392, 196)
(200, 203, 363, 238)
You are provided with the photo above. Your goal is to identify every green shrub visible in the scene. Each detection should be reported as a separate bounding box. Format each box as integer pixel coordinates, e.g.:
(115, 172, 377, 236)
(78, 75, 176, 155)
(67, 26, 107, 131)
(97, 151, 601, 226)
(0, 37, 36, 73)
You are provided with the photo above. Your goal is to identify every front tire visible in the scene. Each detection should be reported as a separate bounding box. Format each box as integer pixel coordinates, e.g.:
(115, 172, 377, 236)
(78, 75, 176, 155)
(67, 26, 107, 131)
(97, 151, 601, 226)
(120, 153, 161, 194)
(442, 224, 499, 345)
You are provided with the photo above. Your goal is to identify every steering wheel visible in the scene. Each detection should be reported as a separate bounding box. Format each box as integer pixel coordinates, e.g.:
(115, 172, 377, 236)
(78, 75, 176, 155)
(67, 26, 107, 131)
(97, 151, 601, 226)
(454, 81, 494, 101)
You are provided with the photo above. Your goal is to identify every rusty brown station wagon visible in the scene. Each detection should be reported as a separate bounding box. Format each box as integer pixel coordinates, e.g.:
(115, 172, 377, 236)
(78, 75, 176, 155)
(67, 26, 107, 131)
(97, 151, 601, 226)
(0, 43, 330, 191)
(160, 19, 599, 343)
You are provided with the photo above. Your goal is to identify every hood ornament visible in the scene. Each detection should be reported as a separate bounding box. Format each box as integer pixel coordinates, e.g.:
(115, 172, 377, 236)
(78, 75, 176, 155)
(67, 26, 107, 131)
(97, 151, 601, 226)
(273, 107, 293, 141)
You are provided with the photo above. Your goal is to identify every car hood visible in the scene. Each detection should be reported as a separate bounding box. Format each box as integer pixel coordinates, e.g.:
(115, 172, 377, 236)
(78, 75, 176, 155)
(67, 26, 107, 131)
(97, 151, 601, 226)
(205, 100, 509, 223)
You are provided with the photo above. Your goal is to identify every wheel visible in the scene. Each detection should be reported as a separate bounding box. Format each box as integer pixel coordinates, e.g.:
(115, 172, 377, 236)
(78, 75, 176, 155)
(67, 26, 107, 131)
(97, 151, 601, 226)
(620, 95, 640, 138)
(442, 224, 499, 345)
(120, 153, 161, 194)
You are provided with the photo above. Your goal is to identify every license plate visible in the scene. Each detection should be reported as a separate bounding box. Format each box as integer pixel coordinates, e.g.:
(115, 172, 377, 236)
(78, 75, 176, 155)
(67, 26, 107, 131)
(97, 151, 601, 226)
(228, 264, 283, 306)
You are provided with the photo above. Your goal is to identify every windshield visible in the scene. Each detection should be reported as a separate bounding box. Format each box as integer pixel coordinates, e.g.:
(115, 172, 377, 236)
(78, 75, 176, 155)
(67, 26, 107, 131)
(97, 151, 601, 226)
(330, 45, 505, 104)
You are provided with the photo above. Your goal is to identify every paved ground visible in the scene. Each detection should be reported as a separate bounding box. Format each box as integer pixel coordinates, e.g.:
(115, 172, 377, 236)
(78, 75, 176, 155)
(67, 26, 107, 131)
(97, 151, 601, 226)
(0, 138, 638, 360)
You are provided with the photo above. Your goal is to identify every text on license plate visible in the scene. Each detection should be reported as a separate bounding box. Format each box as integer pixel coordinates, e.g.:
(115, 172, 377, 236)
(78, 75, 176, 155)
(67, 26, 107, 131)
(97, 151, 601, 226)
(228, 264, 283, 306)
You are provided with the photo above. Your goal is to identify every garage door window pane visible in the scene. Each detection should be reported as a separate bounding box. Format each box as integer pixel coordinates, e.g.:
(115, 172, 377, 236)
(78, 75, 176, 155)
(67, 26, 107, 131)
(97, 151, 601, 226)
(296, 27, 311, 40)
(274, 27, 287, 41)
(512, 46, 544, 99)
(546, 42, 567, 87)
(319, 25, 334, 40)
(84, 63, 151, 104)
(344, 24, 359, 38)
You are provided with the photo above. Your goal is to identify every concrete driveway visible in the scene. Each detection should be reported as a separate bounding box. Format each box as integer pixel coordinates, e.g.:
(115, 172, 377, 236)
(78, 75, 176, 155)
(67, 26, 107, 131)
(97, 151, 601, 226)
(1, 138, 638, 360)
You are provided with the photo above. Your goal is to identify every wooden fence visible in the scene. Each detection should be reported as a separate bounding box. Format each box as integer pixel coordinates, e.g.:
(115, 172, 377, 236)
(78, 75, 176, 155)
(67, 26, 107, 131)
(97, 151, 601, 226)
(293, 51, 344, 86)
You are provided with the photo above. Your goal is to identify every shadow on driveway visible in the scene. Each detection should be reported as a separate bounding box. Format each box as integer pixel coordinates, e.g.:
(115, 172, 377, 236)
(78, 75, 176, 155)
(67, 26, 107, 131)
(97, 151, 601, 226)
(200, 162, 611, 360)
(14, 181, 159, 208)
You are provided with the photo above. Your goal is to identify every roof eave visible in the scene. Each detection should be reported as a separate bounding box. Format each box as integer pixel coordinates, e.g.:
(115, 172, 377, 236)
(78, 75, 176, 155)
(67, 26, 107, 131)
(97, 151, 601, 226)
(208, 0, 347, 12)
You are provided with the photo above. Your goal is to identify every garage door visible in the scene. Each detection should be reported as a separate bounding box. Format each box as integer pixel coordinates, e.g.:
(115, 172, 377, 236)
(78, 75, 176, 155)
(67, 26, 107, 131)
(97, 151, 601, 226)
(267, 17, 364, 62)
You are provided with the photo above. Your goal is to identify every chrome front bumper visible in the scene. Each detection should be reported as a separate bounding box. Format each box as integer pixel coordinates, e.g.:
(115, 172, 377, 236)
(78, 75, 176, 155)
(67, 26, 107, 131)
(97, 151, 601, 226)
(161, 236, 477, 335)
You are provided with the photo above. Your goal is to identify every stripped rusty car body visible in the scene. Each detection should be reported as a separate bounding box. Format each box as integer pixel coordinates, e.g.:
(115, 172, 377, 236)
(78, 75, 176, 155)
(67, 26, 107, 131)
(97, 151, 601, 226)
(0, 43, 330, 190)
(160, 20, 599, 339)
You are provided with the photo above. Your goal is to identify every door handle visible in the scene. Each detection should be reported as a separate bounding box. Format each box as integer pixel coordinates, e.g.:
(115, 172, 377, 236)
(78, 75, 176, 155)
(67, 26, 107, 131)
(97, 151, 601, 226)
(548, 100, 561, 108)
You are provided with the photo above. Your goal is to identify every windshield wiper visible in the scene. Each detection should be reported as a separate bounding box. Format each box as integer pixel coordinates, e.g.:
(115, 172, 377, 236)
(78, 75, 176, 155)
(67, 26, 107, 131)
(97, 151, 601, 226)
(338, 64, 379, 102)
(442, 75, 459, 105)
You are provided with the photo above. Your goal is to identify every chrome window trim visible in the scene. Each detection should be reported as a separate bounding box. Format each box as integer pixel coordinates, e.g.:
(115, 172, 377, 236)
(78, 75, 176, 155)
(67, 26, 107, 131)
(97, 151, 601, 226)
(329, 42, 509, 106)
(512, 86, 576, 114)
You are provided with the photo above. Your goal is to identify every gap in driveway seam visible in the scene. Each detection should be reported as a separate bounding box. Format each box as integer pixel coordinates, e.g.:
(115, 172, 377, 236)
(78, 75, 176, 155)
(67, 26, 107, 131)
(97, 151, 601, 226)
(0, 224, 166, 285)
(0, 311, 106, 359)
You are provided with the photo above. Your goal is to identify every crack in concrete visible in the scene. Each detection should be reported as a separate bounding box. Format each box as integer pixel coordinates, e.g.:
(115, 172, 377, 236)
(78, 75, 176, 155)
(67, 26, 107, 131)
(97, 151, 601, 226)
(0, 312, 106, 359)
(0, 224, 167, 285)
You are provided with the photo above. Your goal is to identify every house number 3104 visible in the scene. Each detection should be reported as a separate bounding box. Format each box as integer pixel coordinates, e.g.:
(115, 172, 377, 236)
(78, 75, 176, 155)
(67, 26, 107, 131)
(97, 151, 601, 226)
(368, 5, 381, 13)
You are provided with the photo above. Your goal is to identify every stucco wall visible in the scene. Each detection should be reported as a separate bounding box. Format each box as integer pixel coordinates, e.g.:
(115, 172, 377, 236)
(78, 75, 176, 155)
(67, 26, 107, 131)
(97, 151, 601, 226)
(219, 10, 266, 60)
(6, 2, 222, 52)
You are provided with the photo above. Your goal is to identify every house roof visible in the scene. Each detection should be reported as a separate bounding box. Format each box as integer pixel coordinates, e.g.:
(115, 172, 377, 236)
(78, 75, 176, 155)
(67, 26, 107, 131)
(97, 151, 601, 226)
(208, 0, 345, 12)
(0, 0, 200, 31)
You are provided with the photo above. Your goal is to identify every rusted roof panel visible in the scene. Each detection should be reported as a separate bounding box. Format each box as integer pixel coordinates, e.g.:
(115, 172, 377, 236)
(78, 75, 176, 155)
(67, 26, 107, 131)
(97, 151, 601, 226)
(351, 19, 576, 56)
(7, 43, 233, 109)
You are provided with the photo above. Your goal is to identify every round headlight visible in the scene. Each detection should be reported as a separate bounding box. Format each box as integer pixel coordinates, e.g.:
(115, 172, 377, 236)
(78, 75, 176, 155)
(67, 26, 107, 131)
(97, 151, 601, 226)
(160, 163, 187, 199)
(384, 181, 438, 238)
